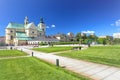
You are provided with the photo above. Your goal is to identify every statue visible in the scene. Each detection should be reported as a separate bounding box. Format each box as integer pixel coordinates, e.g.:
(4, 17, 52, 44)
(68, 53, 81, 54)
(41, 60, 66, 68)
(24, 16, 29, 25)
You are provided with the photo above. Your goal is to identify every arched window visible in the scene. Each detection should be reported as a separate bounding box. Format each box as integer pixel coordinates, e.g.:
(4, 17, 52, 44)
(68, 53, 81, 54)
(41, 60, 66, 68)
(42, 29, 44, 32)
(11, 30, 13, 33)
(10, 36, 13, 40)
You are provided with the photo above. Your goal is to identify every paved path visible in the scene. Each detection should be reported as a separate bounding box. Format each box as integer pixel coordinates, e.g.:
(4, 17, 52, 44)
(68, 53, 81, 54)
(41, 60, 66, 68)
(20, 48, 120, 80)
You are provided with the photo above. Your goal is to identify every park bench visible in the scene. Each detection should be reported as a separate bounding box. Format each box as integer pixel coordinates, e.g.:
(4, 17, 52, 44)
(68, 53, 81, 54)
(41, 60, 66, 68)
(72, 46, 81, 50)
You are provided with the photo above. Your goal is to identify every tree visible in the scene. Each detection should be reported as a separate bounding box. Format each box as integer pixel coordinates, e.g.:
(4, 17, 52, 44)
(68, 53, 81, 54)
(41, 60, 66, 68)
(106, 36, 113, 45)
(75, 32, 82, 41)
(97, 38, 104, 44)
(87, 34, 97, 42)
(113, 38, 120, 44)
(81, 33, 87, 41)
(97, 38, 107, 45)
(97, 36, 113, 45)
(103, 38, 107, 45)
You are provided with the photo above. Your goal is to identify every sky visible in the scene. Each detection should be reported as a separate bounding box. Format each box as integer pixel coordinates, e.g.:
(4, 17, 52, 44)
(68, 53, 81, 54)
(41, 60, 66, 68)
(0, 0, 120, 36)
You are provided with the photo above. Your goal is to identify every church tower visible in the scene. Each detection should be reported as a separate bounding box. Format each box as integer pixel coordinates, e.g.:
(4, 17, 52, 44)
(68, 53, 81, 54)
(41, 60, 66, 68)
(38, 17, 46, 36)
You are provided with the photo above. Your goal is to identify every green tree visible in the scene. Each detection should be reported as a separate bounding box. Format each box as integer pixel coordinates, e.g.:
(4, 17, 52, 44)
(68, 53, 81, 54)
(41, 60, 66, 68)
(113, 38, 120, 44)
(103, 38, 107, 45)
(106, 36, 113, 45)
(87, 34, 97, 42)
(97, 38, 104, 44)
(75, 32, 82, 41)
(81, 33, 87, 41)
(97, 38, 107, 45)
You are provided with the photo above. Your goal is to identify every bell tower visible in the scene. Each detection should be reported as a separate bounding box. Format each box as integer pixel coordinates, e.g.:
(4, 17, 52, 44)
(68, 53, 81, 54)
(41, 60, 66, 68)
(40, 17, 44, 23)
(40, 17, 45, 32)
(38, 17, 46, 36)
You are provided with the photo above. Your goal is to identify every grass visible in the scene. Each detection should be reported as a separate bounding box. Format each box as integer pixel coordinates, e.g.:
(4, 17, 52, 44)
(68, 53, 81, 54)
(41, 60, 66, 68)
(32, 46, 73, 53)
(58, 46, 120, 67)
(0, 57, 89, 80)
(0, 50, 27, 57)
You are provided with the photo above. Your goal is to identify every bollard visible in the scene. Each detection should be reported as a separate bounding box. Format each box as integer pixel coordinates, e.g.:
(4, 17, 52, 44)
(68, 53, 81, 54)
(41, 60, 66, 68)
(21, 49, 22, 52)
(56, 59, 59, 67)
(32, 52, 34, 56)
(10, 46, 12, 50)
(88, 44, 90, 47)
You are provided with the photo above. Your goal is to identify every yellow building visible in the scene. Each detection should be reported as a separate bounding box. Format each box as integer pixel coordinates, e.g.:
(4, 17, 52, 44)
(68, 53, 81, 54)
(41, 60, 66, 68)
(5, 17, 46, 46)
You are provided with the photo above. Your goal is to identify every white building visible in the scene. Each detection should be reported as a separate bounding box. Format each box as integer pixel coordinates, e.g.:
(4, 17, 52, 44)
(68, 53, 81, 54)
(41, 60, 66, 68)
(113, 33, 120, 38)
(98, 36, 107, 38)
(67, 32, 74, 38)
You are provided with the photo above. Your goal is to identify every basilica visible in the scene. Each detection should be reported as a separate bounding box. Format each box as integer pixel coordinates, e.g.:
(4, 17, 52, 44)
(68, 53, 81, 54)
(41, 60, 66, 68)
(5, 17, 59, 46)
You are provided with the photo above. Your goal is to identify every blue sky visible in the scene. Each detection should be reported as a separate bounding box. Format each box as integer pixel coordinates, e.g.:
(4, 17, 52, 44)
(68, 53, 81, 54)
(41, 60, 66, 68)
(0, 0, 120, 36)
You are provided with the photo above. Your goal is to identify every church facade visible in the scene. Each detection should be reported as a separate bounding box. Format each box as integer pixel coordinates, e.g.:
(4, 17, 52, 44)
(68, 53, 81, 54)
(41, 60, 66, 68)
(5, 17, 58, 46)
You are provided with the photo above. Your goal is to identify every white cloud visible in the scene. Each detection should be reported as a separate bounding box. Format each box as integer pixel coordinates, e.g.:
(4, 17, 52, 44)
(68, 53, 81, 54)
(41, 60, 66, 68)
(115, 19, 120, 26)
(110, 24, 114, 26)
(111, 19, 120, 27)
(51, 24, 56, 28)
(82, 30, 95, 34)
(46, 26, 50, 28)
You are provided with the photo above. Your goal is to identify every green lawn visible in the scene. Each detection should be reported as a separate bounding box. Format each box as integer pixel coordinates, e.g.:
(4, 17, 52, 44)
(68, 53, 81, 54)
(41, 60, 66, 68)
(0, 57, 89, 80)
(32, 46, 73, 53)
(58, 46, 120, 67)
(0, 50, 27, 57)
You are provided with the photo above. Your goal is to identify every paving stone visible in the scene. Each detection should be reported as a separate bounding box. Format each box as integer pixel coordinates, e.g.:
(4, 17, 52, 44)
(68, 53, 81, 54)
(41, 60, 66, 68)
(82, 66, 108, 77)
(91, 67, 119, 80)
(104, 70, 120, 80)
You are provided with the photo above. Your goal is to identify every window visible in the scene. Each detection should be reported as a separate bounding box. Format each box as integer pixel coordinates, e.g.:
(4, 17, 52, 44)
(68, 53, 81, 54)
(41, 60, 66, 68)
(40, 33, 41, 36)
(32, 31, 34, 34)
(10, 36, 13, 40)
(11, 30, 13, 33)
(42, 29, 44, 31)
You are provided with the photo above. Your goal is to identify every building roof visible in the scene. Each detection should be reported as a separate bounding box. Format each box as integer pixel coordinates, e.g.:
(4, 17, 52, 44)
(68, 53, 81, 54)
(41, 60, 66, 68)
(6, 22, 43, 32)
(16, 32, 32, 40)
(16, 32, 28, 37)
(6, 22, 24, 29)
(16, 37, 32, 40)
(25, 22, 36, 29)
(29, 36, 59, 42)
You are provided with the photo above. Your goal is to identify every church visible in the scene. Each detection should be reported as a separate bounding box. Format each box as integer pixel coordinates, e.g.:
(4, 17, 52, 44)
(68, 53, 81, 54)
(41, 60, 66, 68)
(5, 17, 59, 46)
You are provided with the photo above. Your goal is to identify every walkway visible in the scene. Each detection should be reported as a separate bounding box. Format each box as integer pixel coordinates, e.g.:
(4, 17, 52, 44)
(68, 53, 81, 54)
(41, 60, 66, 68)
(21, 48, 120, 80)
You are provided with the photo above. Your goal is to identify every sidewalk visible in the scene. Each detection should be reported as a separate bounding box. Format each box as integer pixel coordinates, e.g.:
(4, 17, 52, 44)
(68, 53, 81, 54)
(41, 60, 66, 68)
(21, 48, 120, 80)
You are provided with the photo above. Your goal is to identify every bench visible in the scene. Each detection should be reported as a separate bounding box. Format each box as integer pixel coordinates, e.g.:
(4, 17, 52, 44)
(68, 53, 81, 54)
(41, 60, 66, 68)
(72, 46, 81, 50)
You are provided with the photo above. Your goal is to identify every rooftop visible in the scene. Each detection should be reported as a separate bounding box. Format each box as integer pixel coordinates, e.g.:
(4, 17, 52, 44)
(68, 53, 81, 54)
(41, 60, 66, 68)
(6, 22, 24, 29)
